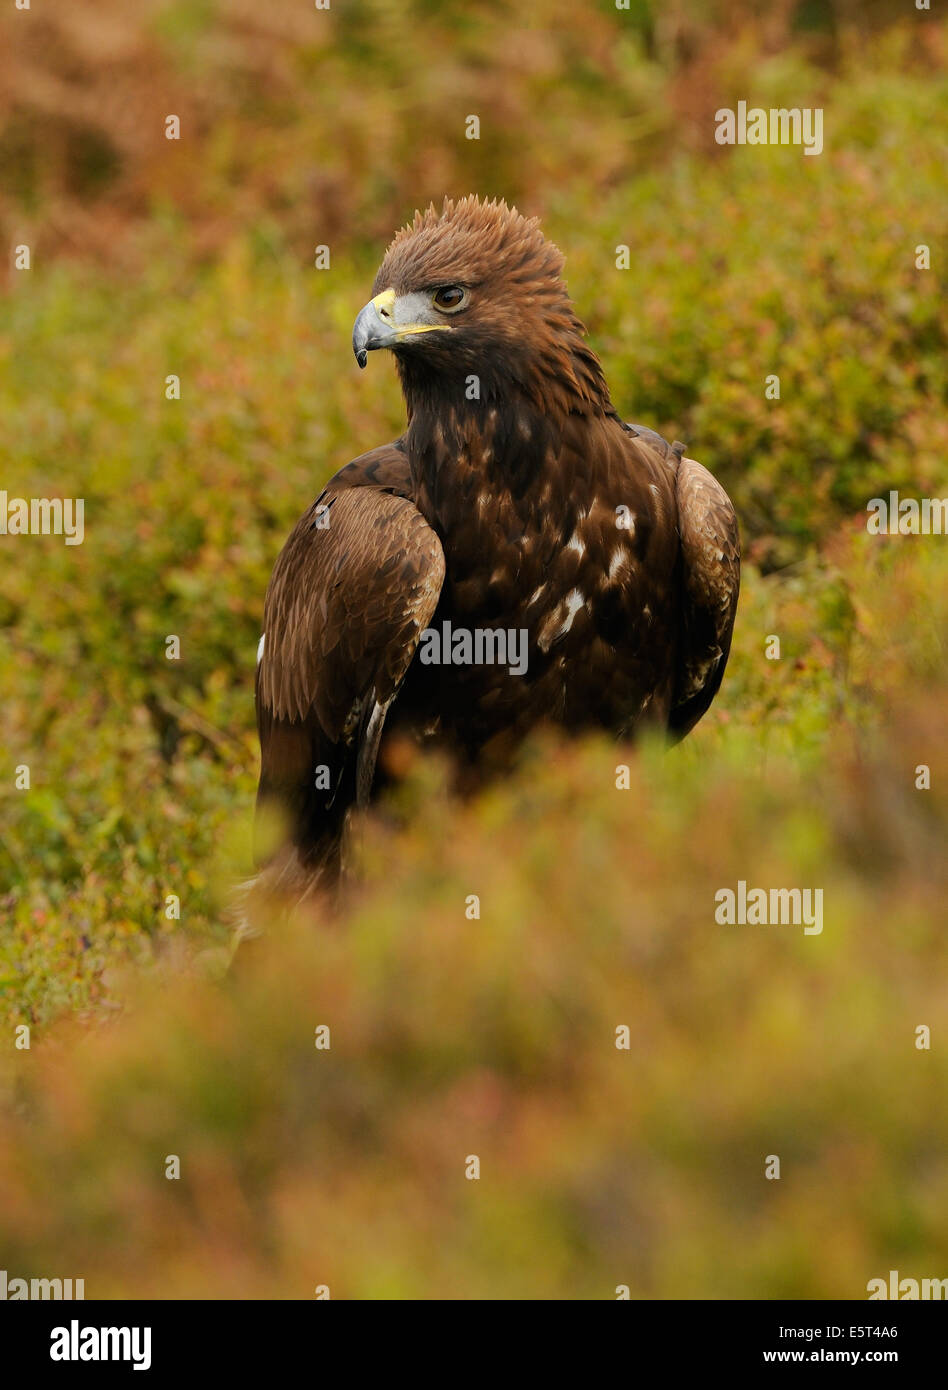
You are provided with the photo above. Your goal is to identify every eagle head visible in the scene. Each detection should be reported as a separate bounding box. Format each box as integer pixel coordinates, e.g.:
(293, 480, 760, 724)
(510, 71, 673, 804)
(352, 195, 610, 415)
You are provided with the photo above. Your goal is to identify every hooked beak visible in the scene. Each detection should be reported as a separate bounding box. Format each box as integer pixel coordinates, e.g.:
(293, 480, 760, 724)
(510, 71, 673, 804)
(352, 286, 451, 368)
(352, 288, 398, 369)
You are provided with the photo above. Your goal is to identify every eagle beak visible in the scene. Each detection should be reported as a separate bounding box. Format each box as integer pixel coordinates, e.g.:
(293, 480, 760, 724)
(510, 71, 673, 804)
(353, 288, 398, 369)
(353, 286, 452, 367)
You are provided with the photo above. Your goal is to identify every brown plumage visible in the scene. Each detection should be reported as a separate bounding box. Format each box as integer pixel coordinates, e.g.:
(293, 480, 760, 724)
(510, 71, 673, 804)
(253, 196, 739, 905)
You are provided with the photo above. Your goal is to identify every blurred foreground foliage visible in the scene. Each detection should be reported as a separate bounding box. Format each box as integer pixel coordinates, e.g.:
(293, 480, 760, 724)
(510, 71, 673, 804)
(0, 0, 946, 1298)
(1, 555, 947, 1295)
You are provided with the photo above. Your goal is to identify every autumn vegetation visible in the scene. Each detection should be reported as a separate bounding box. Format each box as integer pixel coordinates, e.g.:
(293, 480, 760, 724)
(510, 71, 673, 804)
(0, 0, 946, 1298)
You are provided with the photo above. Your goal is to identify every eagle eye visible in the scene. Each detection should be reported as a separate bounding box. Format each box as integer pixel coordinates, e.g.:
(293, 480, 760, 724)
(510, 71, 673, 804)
(432, 285, 467, 313)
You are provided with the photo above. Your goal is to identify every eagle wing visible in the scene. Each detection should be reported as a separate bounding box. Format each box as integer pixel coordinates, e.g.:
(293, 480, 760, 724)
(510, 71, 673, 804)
(669, 455, 740, 739)
(255, 444, 445, 881)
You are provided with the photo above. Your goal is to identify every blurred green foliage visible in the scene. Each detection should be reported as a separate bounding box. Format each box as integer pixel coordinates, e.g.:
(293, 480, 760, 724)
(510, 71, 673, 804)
(0, 0, 946, 1298)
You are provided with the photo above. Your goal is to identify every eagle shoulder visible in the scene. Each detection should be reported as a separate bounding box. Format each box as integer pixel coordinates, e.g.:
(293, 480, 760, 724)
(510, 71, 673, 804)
(670, 454, 740, 738)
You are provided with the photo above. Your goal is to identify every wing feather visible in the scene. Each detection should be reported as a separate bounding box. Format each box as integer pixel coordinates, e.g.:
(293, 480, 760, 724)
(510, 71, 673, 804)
(670, 456, 740, 738)
(255, 462, 444, 876)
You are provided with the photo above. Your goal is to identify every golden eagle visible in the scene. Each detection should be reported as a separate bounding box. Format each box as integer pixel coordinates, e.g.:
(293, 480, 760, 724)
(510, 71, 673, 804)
(254, 197, 739, 899)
